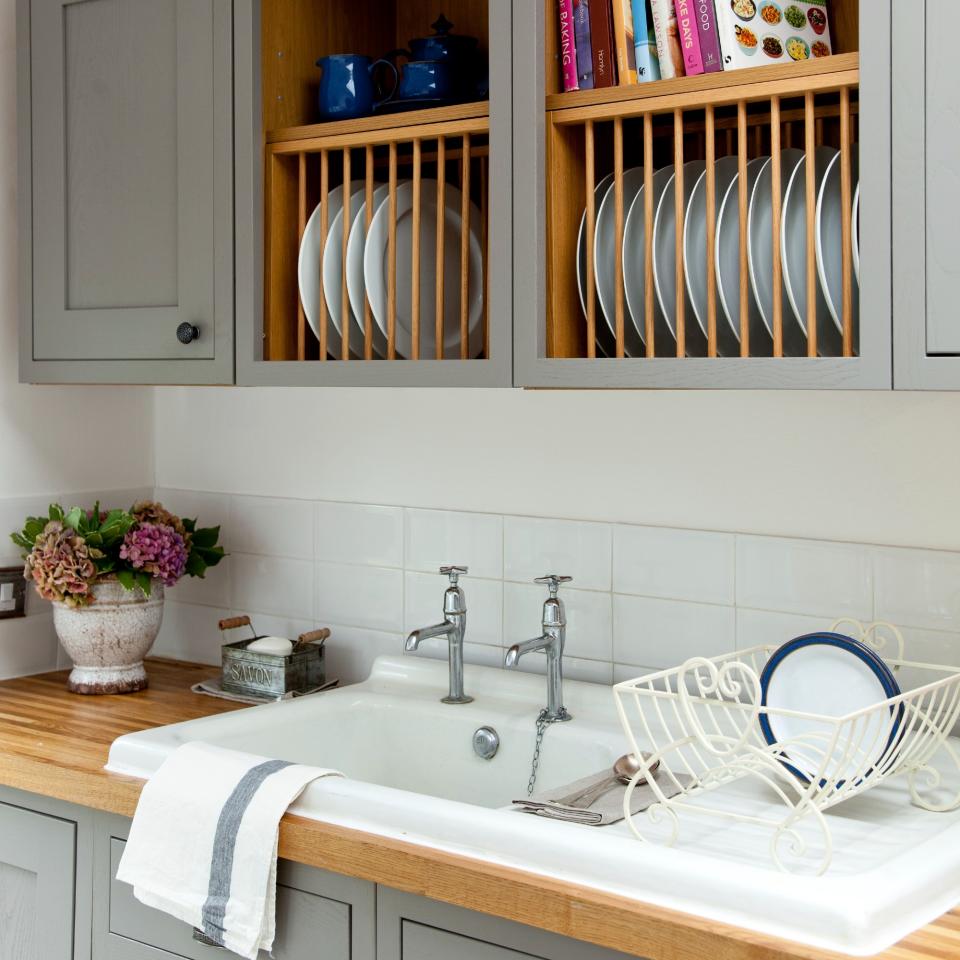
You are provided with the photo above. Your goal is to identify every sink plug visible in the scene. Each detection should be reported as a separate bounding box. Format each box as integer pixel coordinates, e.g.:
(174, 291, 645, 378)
(473, 726, 499, 760)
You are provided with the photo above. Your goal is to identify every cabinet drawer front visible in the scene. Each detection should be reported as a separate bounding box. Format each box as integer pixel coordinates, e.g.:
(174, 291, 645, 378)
(402, 922, 544, 960)
(29, 0, 232, 361)
(106, 838, 352, 960)
(0, 802, 76, 960)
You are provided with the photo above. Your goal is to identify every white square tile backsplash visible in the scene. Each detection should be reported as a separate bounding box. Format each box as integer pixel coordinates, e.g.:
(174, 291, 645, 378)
(503, 516, 612, 591)
(405, 508, 503, 579)
(736, 535, 873, 620)
(9, 489, 960, 688)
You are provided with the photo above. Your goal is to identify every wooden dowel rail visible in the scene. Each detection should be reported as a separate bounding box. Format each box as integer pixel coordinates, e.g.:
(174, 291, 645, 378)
(388, 142, 398, 360)
(364, 145, 375, 360)
(840, 86, 854, 358)
(804, 92, 817, 358)
(297, 151, 308, 361)
(341, 147, 352, 361)
(585, 121, 597, 359)
(481, 155, 489, 360)
(435, 136, 447, 360)
(411, 138, 422, 361)
(319, 149, 330, 361)
(705, 106, 717, 359)
(770, 95, 784, 358)
(737, 100, 749, 357)
(613, 117, 625, 358)
(673, 109, 685, 358)
(460, 133, 472, 360)
(643, 113, 655, 358)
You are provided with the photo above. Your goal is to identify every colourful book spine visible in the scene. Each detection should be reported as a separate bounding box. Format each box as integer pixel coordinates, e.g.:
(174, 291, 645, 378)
(611, 0, 638, 85)
(674, 0, 704, 75)
(573, 0, 595, 89)
(649, 0, 683, 79)
(695, 0, 723, 72)
(590, 0, 617, 87)
(557, 0, 580, 91)
(631, 0, 661, 82)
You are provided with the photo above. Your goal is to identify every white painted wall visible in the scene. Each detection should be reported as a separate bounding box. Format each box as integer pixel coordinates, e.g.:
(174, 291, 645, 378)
(0, 0, 153, 676)
(155, 387, 960, 552)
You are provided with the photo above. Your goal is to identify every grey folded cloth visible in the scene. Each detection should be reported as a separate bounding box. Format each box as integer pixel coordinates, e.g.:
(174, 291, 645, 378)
(513, 769, 691, 826)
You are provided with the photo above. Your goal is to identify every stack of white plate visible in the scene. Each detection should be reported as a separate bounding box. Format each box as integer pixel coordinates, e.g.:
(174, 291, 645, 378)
(578, 148, 861, 358)
(299, 179, 485, 360)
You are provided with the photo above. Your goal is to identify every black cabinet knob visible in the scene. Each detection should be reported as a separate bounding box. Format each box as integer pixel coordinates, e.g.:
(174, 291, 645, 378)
(176, 322, 200, 345)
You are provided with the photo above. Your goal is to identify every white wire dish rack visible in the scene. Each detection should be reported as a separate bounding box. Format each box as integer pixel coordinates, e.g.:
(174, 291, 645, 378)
(612, 620, 960, 875)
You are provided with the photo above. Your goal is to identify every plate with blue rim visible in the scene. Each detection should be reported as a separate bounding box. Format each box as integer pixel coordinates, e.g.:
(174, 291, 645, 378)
(759, 632, 904, 787)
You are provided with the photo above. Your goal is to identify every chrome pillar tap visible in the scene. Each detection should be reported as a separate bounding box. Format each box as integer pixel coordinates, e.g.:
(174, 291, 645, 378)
(504, 575, 573, 722)
(405, 565, 473, 704)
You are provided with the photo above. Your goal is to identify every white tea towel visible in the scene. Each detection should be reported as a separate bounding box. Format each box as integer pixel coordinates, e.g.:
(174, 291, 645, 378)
(116, 741, 342, 959)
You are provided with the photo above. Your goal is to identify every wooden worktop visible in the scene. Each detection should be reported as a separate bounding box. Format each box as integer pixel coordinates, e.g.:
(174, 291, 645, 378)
(0, 659, 955, 960)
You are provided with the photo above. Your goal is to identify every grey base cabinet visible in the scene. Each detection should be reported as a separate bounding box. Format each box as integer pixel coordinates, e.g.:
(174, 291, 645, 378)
(0, 787, 644, 960)
(0, 788, 93, 960)
(94, 814, 375, 960)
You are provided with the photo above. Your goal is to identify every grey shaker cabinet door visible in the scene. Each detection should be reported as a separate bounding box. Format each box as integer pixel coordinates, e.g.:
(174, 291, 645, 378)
(0, 800, 77, 960)
(20, 0, 234, 383)
(377, 888, 643, 960)
(94, 815, 375, 960)
(892, 0, 960, 388)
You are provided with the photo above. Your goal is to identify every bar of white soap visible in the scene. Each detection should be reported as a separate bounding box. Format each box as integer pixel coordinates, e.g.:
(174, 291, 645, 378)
(246, 636, 293, 656)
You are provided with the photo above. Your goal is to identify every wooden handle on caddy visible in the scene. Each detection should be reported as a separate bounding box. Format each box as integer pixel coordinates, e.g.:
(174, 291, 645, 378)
(218, 615, 252, 631)
(296, 628, 331, 648)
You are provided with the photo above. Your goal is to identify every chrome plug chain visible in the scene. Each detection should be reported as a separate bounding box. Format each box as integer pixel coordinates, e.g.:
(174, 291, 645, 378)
(526, 709, 553, 797)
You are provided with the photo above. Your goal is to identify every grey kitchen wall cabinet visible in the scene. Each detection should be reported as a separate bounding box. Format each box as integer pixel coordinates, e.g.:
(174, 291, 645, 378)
(513, 1, 892, 389)
(891, 0, 960, 389)
(377, 888, 642, 960)
(18, 0, 235, 385)
(0, 787, 95, 960)
(232, 0, 513, 387)
(94, 813, 376, 960)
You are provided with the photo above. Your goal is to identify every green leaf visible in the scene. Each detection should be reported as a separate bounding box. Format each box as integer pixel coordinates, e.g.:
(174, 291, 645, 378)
(64, 506, 84, 531)
(190, 526, 220, 549)
(182, 517, 197, 534)
(49, 504, 64, 522)
(116, 570, 136, 592)
(135, 572, 152, 597)
(185, 552, 207, 578)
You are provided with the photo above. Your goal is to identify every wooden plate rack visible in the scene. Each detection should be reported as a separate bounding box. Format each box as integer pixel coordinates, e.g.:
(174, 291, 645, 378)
(544, 1, 861, 362)
(261, 0, 491, 364)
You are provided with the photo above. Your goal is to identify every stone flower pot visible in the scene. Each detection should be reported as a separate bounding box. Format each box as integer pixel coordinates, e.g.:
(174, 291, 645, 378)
(52, 579, 164, 694)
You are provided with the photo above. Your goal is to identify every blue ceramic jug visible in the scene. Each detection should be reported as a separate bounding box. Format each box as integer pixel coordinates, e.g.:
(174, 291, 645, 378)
(316, 54, 398, 121)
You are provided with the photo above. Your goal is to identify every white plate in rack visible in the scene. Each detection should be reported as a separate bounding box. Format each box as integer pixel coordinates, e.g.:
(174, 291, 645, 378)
(759, 632, 903, 786)
(594, 167, 647, 357)
(748, 148, 806, 355)
(715, 156, 771, 355)
(364, 180, 484, 360)
(684, 157, 741, 357)
(653, 160, 707, 356)
(622, 165, 675, 357)
(576, 172, 616, 357)
(345, 182, 394, 359)
(298, 180, 365, 357)
(816, 145, 860, 336)
(781, 145, 841, 355)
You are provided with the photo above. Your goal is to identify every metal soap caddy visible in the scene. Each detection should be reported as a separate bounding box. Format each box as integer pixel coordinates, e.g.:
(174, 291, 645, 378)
(612, 619, 960, 875)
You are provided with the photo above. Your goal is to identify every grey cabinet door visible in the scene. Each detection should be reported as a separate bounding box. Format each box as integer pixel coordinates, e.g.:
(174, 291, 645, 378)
(892, 0, 960, 388)
(94, 816, 375, 960)
(19, 0, 234, 383)
(378, 888, 643, 960)
(0, 801, 77, 960)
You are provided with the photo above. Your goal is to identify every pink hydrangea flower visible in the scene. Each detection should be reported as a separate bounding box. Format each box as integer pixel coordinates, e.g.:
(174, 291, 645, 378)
(120, 522, 188, 587)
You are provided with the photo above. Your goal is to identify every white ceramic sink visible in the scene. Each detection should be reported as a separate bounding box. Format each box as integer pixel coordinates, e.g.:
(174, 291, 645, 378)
(109, 656, 960, 956)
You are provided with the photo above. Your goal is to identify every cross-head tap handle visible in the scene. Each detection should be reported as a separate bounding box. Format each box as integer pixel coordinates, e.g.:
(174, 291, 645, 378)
(535, 574, 573, 597)
(440, 565, 468, 586)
